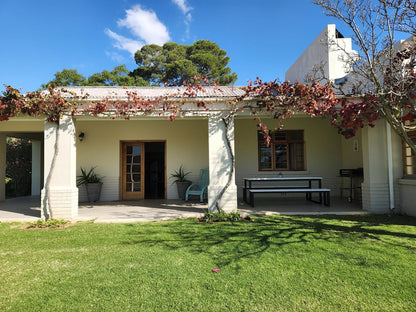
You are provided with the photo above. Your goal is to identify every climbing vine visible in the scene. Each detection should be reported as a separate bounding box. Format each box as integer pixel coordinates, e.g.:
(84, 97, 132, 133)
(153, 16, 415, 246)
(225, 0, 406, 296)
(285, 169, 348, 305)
(0, 72, 400, 215)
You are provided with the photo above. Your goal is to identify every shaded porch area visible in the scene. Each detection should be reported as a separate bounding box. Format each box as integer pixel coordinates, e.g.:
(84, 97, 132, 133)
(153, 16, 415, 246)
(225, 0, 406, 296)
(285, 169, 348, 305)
(0, 196, 366, 223)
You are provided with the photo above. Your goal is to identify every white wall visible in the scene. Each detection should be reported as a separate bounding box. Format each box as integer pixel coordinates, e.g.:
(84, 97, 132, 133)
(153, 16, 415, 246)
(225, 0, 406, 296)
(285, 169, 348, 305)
(77, 116, 348, 204)
(75, 118, 208, 201)
(285, 24, 355, 84)
(399, 180, 416, 216)
(340, 130, 363, 169)
(0, 119, 44, 132)
(234, 116, 345, 198)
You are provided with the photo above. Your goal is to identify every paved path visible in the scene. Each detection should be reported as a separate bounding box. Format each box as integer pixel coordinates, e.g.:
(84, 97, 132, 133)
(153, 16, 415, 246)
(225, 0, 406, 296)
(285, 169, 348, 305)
(0, 196, 366, 223)
(77, 200, 206, 223)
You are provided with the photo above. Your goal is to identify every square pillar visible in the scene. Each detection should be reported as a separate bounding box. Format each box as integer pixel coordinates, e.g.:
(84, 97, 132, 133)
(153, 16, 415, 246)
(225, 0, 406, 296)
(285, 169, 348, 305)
(208, 113, 237, 213)
(0, 134, 6, 201)
(361, 119, 391, 213)
(41, 115, 78, 219)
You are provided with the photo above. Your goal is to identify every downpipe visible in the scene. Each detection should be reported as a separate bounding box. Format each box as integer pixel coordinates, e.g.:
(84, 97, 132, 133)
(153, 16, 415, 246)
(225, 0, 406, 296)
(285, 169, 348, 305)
(386, 123, 395, 212)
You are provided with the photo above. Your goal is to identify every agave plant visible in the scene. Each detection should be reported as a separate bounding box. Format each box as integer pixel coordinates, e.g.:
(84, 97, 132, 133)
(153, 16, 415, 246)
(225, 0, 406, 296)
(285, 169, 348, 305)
(169, 165, 191, 183)
(76, 167, 103, 186)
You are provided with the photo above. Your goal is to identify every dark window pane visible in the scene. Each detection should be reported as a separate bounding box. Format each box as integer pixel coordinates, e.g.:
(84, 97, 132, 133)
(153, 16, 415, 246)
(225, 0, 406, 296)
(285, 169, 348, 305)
(258, 130, 304, 171)
(403, 131, 416, 176)
(289, 143, 295, 170)
(289, 131, 303, 140)
(275, 144, 287, 169)
(132, 145, 141, 155)
(275, 132, 286, 141)
(126, 173, 141, 182)
(126, 182, 141, 192)
(133, 155, 141, 163)
(126, 165, 141, 173)
(126, 146, 132, 154)
(259, 146, 272, 169)
(295, 143, 304, 170)
(133, 174, 141, 182)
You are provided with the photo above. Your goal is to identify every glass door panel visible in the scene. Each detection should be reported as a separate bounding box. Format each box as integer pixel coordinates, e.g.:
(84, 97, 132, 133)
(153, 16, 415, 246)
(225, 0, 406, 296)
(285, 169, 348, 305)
(121, 142, 144, 200)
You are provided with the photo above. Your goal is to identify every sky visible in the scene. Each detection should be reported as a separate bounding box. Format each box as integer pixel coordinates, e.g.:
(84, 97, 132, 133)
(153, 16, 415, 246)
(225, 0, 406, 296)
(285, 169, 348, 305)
(0, 0, 344, 92)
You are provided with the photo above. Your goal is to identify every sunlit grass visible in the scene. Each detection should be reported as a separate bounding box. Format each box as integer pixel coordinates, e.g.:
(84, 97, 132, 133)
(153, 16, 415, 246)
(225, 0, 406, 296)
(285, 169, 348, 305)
(1, 214, 416, 311)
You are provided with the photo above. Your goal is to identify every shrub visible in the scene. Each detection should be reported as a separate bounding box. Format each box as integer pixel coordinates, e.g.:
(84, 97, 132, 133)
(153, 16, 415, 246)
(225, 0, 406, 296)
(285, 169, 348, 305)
(199, 210, 253, 223)
(25, 219, 70, 229)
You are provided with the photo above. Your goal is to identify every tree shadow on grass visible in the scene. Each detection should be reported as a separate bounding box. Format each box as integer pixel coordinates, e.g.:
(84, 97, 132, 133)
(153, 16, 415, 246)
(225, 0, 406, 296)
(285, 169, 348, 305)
(121, 214, 416, 268)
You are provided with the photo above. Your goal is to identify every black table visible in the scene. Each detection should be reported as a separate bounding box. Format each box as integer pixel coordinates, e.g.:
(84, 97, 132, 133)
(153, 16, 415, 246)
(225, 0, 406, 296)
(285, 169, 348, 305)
(243, 177, 324, 205)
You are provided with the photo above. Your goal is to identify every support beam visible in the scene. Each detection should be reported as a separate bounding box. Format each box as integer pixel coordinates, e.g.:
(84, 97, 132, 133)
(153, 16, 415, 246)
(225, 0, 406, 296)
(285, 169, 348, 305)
(207, 113, 237, 213)
(0, 134, 6, 201)
(41, 115, 78, 219)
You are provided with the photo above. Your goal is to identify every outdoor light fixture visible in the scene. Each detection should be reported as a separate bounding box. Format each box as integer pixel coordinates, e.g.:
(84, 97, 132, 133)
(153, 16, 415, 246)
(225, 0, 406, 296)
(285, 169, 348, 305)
(78, 132, 85, 142)
(257, 100, 266, 108)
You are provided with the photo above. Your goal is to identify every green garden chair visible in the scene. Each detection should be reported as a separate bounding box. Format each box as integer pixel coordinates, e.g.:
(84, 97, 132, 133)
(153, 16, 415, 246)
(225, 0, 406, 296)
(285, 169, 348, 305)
(185, 168, 209, 202)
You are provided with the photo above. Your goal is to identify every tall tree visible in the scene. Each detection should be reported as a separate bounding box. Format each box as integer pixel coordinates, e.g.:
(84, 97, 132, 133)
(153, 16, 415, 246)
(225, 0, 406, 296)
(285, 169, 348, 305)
(42, 69, 87, 89)
(132, 40, 237, 86)
(87, 65, 148, 86)
(43, 65, 149, 89)
(187, 40, 237, 85)
(312, 0, 416, 152)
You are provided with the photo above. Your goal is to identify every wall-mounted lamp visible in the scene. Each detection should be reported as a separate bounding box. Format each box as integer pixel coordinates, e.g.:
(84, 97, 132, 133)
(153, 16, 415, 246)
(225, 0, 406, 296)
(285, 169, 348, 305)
(256, 100, 266, 108)
(78, 132, 85, 142)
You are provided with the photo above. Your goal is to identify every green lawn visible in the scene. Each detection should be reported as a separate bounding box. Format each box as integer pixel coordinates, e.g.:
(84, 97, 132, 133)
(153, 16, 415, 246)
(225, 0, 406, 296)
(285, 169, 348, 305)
(1, 214, 416, 311)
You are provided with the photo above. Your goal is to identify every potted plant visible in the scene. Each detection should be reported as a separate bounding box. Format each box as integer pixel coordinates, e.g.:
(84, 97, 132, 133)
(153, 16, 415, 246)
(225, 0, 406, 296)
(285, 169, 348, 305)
(170, 165, 192, 200)
(77, 167, 103, 202)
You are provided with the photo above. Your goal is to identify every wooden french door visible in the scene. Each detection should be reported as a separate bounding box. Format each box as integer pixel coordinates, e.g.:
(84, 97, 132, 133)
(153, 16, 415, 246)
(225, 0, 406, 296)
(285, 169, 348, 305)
(121, 142, 144, 200)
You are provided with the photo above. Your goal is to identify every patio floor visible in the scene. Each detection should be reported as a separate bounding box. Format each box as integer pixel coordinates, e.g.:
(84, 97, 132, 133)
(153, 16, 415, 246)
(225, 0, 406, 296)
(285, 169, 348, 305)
(0, 195, 366, 223)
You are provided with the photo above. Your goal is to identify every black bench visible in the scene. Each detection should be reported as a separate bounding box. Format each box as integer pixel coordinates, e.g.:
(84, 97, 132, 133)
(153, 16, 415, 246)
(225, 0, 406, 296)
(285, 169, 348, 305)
(248, 188, 331, 207)
(243, 186, 309, 203)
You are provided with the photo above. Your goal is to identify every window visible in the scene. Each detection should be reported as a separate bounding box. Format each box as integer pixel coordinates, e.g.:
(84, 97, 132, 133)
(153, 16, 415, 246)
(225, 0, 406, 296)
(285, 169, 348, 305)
(402, 130, 416, 177)
(258, 130, 305, 171)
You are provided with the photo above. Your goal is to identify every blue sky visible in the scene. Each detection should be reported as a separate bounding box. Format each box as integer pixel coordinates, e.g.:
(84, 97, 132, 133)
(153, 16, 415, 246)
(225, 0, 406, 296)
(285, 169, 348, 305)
(0, 0, 342, 92)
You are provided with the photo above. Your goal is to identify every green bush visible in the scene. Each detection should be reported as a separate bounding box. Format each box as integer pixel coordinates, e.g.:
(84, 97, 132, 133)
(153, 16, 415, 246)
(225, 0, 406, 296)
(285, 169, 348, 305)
(25, 219, 70, 229)
(199, 210, 252, 223)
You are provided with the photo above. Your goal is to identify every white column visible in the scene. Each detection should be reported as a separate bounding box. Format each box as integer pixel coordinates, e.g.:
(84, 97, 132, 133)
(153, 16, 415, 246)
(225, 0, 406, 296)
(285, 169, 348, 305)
(207, 113, 237, 213)
(31, 140, 41, 196)
(41, 115, 78, 219)
(361, 119, 390, 213)
(0, 134, 6, 201)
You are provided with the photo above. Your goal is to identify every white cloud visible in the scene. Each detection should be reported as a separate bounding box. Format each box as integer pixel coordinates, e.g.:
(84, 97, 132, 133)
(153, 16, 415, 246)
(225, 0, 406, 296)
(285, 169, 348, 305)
(171, 0, 192, 39)
(105, 51, 126, 63)
(117, 5, 170, 45)
(105, 28, 144, 56)
(105, 5, 170, 56)
(171, 0, 192, 18)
